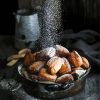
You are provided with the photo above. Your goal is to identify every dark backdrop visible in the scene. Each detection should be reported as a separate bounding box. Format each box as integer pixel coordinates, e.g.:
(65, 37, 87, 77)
(0, 1, 18, 35)
(0, 0, 100, 35)
(62, 0, 100, 33)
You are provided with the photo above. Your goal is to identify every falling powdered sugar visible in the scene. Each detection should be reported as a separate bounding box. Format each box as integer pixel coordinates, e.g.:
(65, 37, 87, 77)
(39, 0, 62, 48)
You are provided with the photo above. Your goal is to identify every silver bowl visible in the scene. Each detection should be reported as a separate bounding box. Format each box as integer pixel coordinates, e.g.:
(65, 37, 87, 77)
(18, 64, 91, 99)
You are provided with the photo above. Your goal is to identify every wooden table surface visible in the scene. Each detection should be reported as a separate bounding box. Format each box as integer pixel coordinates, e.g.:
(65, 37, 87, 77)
(0, 36, 100, 100)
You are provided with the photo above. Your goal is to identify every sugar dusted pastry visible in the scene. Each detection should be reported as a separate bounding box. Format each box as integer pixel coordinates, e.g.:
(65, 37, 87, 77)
(32, 52, 39, 61)
(68, 51, 83, 68)
(71, 69, 86, 78)
(56, 74, 74, 83)
(81, 57, 90, 69)
(47, 56, 64, 75)
(7, 44, 90, 83)
(39, 68, 57, 82)
(24, 51, 34, 66)
(55, 44, 69, 57)
(59, 57, 71, 75)
(36, 47, 56, 60)
(28, 61, 46, 74)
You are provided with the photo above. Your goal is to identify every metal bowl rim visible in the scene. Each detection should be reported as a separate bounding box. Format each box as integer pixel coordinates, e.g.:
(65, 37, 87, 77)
(18, 64, 91, 85)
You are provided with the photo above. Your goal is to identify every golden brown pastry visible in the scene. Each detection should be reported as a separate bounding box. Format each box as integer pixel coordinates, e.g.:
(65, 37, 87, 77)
(55, 44, 69, 57)
(32, 52, 38, 61)
(18, 48, 31, 55)
(7, 44, 91, 83)
(24, 51, 34, 66)
(56, 74, 74, 83)
(47, 56, 64, 75)
(68, 51, 83, 68)
(7, 59, 18, 67)
(59, 58, 71, 75)
(7, 54, 24, 61)
(81, 57, 90, 69)
(28, 61, 46, 74)
(39, 68, 57, 82)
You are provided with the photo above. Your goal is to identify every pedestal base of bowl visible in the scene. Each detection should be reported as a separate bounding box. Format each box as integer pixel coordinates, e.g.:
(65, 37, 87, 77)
(21, 78, 86, 99)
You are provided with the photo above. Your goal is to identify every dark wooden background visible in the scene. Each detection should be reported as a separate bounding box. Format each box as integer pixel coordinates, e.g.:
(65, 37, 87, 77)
(1, 0, 100, 35)
(0, 1, 18, 35)
(62, 0, 100, 32)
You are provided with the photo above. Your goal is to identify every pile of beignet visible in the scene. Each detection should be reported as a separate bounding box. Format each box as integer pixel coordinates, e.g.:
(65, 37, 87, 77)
(21, 45, 90, 83)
